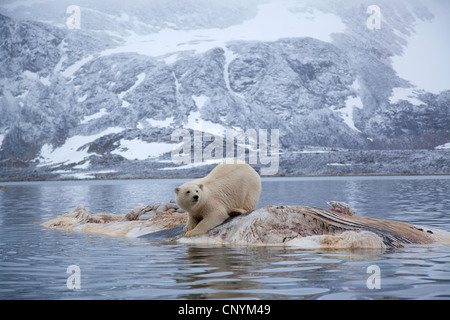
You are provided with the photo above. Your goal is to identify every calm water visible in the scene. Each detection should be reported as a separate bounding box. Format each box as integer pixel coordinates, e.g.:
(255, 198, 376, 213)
(0, 176, 449, 300)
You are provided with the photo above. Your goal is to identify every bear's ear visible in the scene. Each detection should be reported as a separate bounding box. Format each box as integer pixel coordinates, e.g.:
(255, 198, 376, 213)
(174, 187, 180, 194)
(198, 183, 204, 190)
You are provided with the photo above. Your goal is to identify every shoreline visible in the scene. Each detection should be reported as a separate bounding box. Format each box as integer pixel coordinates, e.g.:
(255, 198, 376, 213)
(1, 173, 450, 184)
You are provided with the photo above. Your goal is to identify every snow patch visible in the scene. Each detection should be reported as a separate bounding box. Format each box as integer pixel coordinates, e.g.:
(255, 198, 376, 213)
(146, 117, 174, 128)
(54, 170, 116, 180)
(98, 0, 345, 59)
(292, 149, 330, 154)
(185, 111, 226, 136)
(39, 76, 51, 86)
(159, 158, 225, 171)
(16, 90, 29, 99)
(80, 108, 109, 124)
(137, 117, 175, 129)
(23, 70, 51, 86)
(53, 40, 68, 73)
(36, 127, 125, 166)
(435, 142, 450, 150)
(389, 87, 424, 106)
(328, 79, 363, 133)
(111, 138, 174, 160)
(118, 72, 146, 108)
(0, 134, 4, 149)
(72, 162, 90, 169)
(192, 95, 209, 109)
(61, 54, 96, 80)
(163, 53, 179, 65)
(330, 94, 363, 133)
(223, 48, 244, 99)
(77, 94, 88, 103)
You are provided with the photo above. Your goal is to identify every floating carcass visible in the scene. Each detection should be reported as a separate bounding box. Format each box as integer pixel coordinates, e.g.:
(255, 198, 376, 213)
(41, 201, 450, 249)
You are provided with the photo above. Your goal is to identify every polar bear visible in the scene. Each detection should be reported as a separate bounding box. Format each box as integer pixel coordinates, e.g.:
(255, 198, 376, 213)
(174, 162, 261, 237)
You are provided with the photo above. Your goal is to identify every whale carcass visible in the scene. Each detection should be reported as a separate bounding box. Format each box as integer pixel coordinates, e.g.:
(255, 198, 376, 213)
(41, 201, 450, 249)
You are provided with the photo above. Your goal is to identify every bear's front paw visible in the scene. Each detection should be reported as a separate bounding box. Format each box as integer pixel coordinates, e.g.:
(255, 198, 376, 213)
(183, 224, 194, 232)
(185, 229, 203, 237)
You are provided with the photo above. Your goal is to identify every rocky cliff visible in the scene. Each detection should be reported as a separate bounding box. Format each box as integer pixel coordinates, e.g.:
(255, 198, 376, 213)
(0, 0, 449, 180)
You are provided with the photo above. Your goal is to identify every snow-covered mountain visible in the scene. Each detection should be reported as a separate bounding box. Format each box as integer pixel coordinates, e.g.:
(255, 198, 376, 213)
(0, 0, 449, 180)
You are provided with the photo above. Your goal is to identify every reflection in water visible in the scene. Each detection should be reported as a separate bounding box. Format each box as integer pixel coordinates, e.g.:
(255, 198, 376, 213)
(176, 246, 292, 299)
(0, 176, 449, 299)
(173, 244, 398, 299)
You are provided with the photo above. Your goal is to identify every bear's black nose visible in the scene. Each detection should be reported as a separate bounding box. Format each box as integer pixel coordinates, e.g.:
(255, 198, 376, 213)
(193, 195, 199, 201)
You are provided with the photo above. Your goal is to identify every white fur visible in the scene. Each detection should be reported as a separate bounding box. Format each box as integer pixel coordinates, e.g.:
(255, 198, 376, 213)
(174, 162, 261, 237)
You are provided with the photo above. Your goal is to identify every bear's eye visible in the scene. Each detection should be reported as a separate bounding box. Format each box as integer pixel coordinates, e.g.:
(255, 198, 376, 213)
(186, 191, 190, 194)
(196, 190, 198, 193)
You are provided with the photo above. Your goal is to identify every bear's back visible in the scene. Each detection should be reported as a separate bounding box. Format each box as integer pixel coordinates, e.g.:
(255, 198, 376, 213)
(201, 163, 261, 209)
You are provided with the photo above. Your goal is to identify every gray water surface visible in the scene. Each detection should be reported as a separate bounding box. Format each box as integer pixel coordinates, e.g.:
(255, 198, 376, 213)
(0, 176, 449, 299)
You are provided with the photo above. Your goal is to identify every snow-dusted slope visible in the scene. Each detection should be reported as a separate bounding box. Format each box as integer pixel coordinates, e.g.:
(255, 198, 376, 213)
(391, 0, 450, 94)
(99, 0, 345, 58)
(0, 0, 449, 179)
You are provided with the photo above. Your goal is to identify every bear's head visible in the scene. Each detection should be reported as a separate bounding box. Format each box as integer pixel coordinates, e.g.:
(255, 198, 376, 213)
(174, 182, 204, 211)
